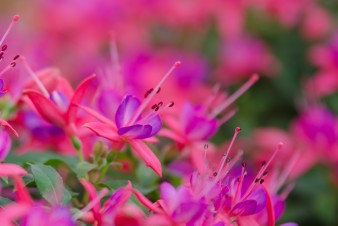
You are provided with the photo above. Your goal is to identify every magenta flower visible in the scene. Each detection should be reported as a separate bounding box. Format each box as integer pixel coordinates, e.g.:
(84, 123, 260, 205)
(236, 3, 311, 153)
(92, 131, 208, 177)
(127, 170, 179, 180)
(21, 205, 75, 226)
(81, 62, 180, 176)
(21, 58, 96, 137)
(0, 130, 11, 161)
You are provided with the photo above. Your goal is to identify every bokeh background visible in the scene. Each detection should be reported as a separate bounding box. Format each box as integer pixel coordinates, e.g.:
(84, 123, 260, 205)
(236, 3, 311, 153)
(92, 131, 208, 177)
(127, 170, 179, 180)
(1, 0, 338, 225)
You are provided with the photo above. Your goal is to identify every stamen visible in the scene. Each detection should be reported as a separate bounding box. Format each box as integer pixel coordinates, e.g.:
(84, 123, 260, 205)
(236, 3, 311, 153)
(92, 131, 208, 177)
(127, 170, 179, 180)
(144, 88, 153, 98)
(168, 101, 174, 107)
(156, 87, 161, 94)
(0, 15, 20, 47)
(215, 127, 241, 182)
(211, 74, 259, 117)
(20, 56, 50, 97)
(241, 142, 283, 201)
(2, 45, 7, 51)
(0, 57, 19, 77)
(128, 61, 181, 125)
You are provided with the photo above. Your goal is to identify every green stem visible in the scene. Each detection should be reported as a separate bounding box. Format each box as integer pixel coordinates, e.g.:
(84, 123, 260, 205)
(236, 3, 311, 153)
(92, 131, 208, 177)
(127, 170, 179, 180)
(94, 163, 110, 185)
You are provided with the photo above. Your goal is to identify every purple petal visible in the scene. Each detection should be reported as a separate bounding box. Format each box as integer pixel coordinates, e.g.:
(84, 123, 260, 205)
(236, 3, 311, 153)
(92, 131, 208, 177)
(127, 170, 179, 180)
(143, 115, 162, 136)
(97, 89, 121, 119)
(49, 91, 70, 112)
(115, 95, 140, 129)
(103, 186, 132, 214)
(273, 196, 285, 220)
(0, 79, 4, 89)
(0, 90, 7, 97)
(185, 117, 218, 140)
(230, 200, 258, 216)
(172, 202, 207, 223)
(247, 188, 267, 214)
(118, 124, 152, 139)
(0, 130, 11, 161)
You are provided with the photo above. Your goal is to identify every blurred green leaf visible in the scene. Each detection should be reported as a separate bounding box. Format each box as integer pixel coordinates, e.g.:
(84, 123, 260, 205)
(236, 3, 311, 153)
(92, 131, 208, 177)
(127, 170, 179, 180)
(30, 163, 71, 205)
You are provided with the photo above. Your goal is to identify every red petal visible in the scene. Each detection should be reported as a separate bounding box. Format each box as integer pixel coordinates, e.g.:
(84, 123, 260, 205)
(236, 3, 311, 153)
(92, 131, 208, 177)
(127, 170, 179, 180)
(66, 74, 96, 124)
(129, 140, 162, 177)
(84, 122, 119, 142)
(23, 89, 66, 127)
(80, 179, 102, 224)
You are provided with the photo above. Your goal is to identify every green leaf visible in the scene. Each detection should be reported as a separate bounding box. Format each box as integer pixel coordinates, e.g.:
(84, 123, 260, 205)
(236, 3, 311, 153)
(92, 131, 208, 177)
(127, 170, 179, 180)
(74, 162, 97, 178)
(30, 163, 71, 205)
(0, 197, 12, 206)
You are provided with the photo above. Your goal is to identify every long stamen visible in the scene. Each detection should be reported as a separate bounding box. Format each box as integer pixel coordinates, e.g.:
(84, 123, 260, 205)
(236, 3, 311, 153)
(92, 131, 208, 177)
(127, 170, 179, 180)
(20, 56, 50, 97)
(0, 58, 18, 76)
(211, 74, 259, 118)
(128, 61, 181, 125)
(0, 15, 19, 47)
(203, 83, 220, 114)
(218, 108, 237, 125)
(241, 142, 283, 201)
(215, 127, 241, 182)
(137, 101, 175, 124)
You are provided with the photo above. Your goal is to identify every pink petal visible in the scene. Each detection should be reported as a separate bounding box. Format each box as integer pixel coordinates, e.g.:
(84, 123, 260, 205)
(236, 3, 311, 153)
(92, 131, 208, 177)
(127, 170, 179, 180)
(0, 119, 19, 136)
(0, 202, 31, 226)
(158, 129, 186, 144)
(23, 89, 66, 127)
(79, 179, 101, 223)
(103, 181, 132, 213)
(77, 105, 117, 129)
(160, 182, 177, 212)
(129, 140, 162, 176)
(0, 130, 11, 161)
(13, 176, 33, 205)
(66, 74, 96, 124)
(115, 95, 140, 128)
(132, 188, 161, 213)
(83, 122, 119, 142)
(0, 163, 27, 177)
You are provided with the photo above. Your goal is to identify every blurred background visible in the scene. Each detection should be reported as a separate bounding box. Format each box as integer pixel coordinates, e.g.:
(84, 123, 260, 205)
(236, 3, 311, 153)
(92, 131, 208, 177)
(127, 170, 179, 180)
(1, 0, 338, 225)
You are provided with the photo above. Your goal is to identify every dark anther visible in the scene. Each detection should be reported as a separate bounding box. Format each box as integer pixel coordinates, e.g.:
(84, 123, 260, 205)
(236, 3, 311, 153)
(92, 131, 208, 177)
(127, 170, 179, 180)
(242, 162, 247, 168)
(213, 172, 217, 177)
(236, 177, 240, 183)
(204, 144, 208, 149)
(2, 45, 7, 51)
(157, 101, 163, 107)
(261, 161, 266, 166)
(151, 104, 158, 109)
(255, 178, 260, 183)
(263, 171, 268, 176)
(259, 179, 265, 184)
(0, 52, 4, 58)
(144, 88, 153, 98)
(168, 101, 174, 107)
(10, 62, 16, 67)
(13, 55, 20, 60)
(154, 106, 159, 111)
(156, 87, 161, 94)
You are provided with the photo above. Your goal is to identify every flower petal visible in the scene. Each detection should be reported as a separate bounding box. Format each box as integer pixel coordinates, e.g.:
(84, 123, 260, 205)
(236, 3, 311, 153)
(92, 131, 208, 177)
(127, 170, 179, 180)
(230, 200, 258, 216)
(0, 163, 27, 177)
(115, 95, 140, 128)
(172, 202, 207, 223)
(118, 124, 152, 139)
(0, 131, 11, 161)
(83, 122, 119, 142)
(23, 89, 66, 127)
(129, 140, 162, 176)
(0, 119, 18, 136)
(103, 181, 132, 214)
(66, 74, 96, 123)
(160, 182, 177, 212)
